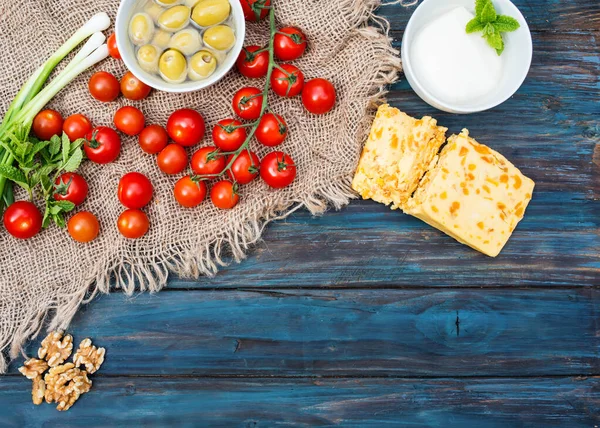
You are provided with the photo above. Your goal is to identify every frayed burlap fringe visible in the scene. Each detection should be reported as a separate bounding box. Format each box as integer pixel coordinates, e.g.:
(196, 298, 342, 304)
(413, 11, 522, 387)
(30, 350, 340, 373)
(0, 0, 410, 373)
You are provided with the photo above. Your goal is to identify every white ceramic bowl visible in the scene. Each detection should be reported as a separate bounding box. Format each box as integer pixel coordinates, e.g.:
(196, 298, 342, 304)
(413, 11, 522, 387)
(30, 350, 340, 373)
(401, 0, 532, 114)
(116, 0, 245, 93)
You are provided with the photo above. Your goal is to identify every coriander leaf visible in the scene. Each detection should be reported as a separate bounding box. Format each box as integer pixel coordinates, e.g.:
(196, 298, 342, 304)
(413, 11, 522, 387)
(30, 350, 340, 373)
(61, 132, 70, 165)
(480, 2, 497, 23)
(62, 148, 83, 173)
(475, 0, 490, 17)
(0, 164, 29, 190)
(494, 15, 520, 32)
(466, 17, 485, 33)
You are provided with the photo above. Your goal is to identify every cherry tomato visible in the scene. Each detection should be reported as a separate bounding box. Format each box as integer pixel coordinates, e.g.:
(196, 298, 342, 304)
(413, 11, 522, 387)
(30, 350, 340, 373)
(84, 127, 122, 164)
(174, 176, 207, 208)
(118, 172, 154, 209)
(236, 46, 269, 78)
(256, 113, 287, 147)
(63, 114, 93, 142)
(118, 209, 149, 239)
(114, 106, 145, 136)
(53, 173, 88, 206)
(3, 201, 42, 240)
(138, 124, 168, 154)
(167, 109, 205, 147)
(120, 71, 151, 101)
(271, 64, 304, 97)
(210, 181, 239, 209)
(107, 33, 121, 60)
(191, 146, 226, 176)
(227, 150, 260, 185)
(260, 151, 296, 188)
(88, 71, 120, 102)
(232, 87, 263, 120)
(68, 211, 99, 243)
(157, 144, 188, 175)
(241, 0, 270, 21)
(212, 119, 247, 152)
(274, 27, 307, 61)
(302, 78, 337, 115)
(32, 109, 63, 141)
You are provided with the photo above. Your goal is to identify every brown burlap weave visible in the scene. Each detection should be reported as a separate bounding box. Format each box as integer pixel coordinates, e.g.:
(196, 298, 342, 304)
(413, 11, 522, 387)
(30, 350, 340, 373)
(0, 0, 407, 372)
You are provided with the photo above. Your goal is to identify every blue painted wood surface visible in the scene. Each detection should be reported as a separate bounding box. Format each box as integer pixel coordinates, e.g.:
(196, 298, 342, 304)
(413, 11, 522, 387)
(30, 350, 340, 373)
(1, 0, 599, 426)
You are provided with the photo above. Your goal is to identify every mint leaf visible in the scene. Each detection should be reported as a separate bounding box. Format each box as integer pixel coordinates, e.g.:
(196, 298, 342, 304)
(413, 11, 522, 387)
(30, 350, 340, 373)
(466, 17, 485, 33)
(62, 148, 83, 173)
(486, 31, 504, 51)
(475, 0, 490, 17)
(480, 2, 497, 23)
(49, 135, 61, 156)
(61, 132, 70, 165)
(0, 164, 29, 190)
(494, 15, 520, 32)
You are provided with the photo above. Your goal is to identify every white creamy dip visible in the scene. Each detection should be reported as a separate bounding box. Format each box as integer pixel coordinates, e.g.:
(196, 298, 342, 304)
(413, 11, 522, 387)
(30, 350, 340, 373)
(410, 7, 504, 105)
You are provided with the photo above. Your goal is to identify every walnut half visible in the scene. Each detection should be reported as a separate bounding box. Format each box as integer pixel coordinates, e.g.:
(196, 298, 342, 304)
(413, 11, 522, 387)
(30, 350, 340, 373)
(32, 376, 46, 405)
(18, 358, 48, 380)
(38, 331, 73, 367)
(44, 363, 92, 411)
(73, 338, 106, 374)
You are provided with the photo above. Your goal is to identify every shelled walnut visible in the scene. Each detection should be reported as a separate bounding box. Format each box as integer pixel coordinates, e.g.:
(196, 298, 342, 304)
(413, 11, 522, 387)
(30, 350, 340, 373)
(18, 358, 48, 379)
(44, 363, 92, 411)
(73, 338, 106, 374)
(32, 376, 46, 405)
(38, 331, 73, 367)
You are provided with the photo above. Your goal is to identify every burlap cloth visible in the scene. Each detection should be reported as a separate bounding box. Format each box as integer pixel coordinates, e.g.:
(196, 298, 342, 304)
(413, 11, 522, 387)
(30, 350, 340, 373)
(0, 0, 409, 372)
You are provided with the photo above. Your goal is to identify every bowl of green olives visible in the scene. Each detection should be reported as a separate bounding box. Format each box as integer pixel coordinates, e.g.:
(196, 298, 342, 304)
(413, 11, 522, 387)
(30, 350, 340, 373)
(116, 0, 245, 93)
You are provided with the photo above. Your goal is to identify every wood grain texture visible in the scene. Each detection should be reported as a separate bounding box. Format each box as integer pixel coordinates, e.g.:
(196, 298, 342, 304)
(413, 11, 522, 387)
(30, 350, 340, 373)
(0, 377, 598, 427)
(7, 288, 600, 377)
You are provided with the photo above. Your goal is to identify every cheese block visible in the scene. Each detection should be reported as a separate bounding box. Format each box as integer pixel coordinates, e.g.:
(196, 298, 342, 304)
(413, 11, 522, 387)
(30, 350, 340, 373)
(404, 129, 535, 257)
(352, 104, 447, 210)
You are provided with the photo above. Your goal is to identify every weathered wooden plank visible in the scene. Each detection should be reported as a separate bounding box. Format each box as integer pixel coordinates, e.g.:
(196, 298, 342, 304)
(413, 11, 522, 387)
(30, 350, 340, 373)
(8, 289, 600, 377)
(381, 0, 600, 33)
(0, 376, 598, 426)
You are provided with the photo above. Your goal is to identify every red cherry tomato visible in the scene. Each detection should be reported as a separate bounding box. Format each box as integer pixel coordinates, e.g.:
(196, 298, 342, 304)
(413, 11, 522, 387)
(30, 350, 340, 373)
(227, 150, 260, 185)
(167, 109, 205, 147)
(210, 181, 239, 209)
(32, 109, 63, 141)
(68, 211, 100, 243)
(107, 33, 121, 60)
(212, 119, 247, 152)
(88, 71, 120, 102)
(3, 201, 42, 240)
(271, 64, 304, 97)
(256, 113, 287, 147)
(117, 209, 149, 239)
(63, 114, 93, 142)
(260, 151, 296, 188)
(138, 124, 168, 154)
(241, 0, 270, 21)
(191, 146, 226, 176)
(114, 106, 145, 136)
(174, 176, 207, 208)
(157, 144, 188, 175)
(232, 87, 263, 120)
(274, 27, 307, 61)
(84, 127, 122, 164)
(53, 173, 88, 206)
(236, 46, 269, 78)
(118, 172, 154, 209)
(302, 78, 337, 115)
(120, 71, 151, 101)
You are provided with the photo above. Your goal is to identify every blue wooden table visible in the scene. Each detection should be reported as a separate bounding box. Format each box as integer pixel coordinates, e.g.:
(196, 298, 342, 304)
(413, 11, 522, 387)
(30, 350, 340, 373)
(1, 0, 599, 425)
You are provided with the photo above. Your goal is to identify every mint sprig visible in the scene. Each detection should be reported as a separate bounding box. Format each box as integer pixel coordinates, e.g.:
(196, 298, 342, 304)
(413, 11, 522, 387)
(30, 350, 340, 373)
(466, 0, 520, 55)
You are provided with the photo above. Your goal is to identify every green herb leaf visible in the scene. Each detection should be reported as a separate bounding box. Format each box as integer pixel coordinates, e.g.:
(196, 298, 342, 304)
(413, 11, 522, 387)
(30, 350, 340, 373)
(62, 148, 83, 172)
(475, 0, 490, 17)
(0, 164, 29, 191)
(493, 15, 520, 32)
(466, 17, 485, 33)
(480, 2, 497, 23)
(49, 135, 62, 156)
(486, 30, 504, 52)
(61, 132, 71, 165)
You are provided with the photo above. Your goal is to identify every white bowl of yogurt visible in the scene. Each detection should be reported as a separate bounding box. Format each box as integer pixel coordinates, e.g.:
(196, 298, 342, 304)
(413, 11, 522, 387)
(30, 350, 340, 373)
(401, 0, 532, 114)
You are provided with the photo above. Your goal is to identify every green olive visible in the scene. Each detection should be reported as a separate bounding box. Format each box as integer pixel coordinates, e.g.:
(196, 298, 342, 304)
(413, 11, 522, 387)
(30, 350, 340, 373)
(159, 49, 188, 83)
(158, 5, 191, 32)
(191, 0, 231, 27)
(188, 50, 218, 80)
(129, 13, 155, 46)
(202, 25, 235, 51)
(152, 30, 172, 49)
(169, 28, 202, 56)
(137, 44, 161, 74)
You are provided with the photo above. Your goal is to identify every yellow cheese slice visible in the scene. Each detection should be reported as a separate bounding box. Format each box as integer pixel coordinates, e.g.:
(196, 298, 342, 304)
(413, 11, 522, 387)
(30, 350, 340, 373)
(404, 129, 535, 257)
(351, 104, 447, 210)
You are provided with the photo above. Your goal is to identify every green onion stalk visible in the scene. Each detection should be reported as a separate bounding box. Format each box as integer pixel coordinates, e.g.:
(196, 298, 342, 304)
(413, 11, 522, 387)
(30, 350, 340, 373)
(0, 12, 111, 213)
